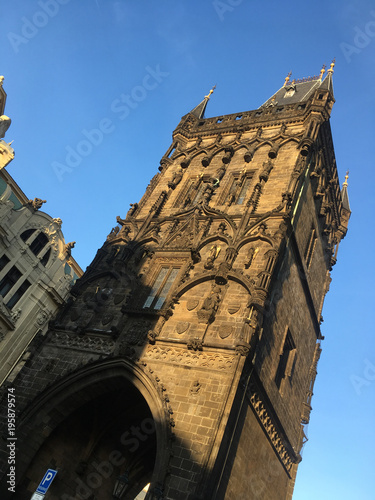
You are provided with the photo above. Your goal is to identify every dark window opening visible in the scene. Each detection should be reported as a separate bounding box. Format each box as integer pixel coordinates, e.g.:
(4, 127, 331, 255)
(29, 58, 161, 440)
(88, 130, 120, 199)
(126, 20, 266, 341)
(0, 265, 22, 298)
(29, 233, 49, 256)
(143, 267, 179, 310)
(6, 279, 31, 309)
(275, 330, 296, 391)
(318, 94, 324, 100)
(0, 254, 10, 271)
(167, 144, 177, 158)
(40, 248, 52, 267)
(21, 228, 36, 242)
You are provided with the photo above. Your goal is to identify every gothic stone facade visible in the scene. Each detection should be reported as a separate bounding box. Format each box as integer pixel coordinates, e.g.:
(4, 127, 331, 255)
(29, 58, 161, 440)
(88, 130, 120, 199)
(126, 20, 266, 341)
(0, 71, 349, 499)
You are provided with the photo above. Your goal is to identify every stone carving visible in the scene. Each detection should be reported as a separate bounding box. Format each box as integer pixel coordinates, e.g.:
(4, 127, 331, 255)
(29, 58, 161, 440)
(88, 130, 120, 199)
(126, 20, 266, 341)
(64, 241, 76, 257)
(176, 322, 190, 334)
(0, 114, 11, 138)
(125, 319, 152, 345)
(190, 380, 201, 394)
(144, 346, 236, 371)
(248, 383, 294, 472)
(244, 247, 259, 269)
(218, 325, 234, 339)
(147, 330, 158, 344)
(11, 308, 22, 322)
(47, 332, 115, 355)
(204, 244, 221, 270)
(235, 341, 250, 356)
(36, 310, 49, 326)
(197, 285, 222, 324)
(168, 168, 183, 189)
(106, 226, 119, 241)
(186, 299, 199, 311)
(227, 303, 240, 315)
(187, 338, 203, 351)
(27, 198, 47, 210)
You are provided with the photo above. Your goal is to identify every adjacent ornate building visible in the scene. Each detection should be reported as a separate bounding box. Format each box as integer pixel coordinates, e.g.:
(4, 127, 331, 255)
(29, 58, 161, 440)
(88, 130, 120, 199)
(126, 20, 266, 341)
(0, 64, 350, 499)
(0, 77, 82, 386)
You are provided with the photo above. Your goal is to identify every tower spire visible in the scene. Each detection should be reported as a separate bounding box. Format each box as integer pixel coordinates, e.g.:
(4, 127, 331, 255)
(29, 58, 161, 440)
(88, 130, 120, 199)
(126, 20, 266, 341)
(189, 85, 216, 119)
(341, 170, 350, 211)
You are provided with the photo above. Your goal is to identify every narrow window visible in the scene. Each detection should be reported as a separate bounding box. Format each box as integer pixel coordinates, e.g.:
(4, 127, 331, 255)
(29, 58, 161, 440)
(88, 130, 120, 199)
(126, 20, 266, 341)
(275, 330, 296, 391)
(0, 265, 22, 298)
(40, 248, 52, 267)
(192, 182, 207, 204)
(143, 267, 179, 310)
(0, 254, 10, 271)
(236, 176, 252, 205)
(6, 279, 31, 309)
(305, 226, 317, 269)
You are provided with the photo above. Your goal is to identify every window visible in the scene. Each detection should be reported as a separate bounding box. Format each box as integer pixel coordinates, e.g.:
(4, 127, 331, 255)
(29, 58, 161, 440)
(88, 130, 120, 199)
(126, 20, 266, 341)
(29, 233, 49, 256)
(21, 229, 36, 242)
(21, 230, 51, 265)
(305, 225, 317, 269)
(0, 265, 22, 298)
(275, 329, 296, 392)
(236, 176, 252, 205)
(0, 254, 10, 271)
(6, 279, 31, 309)
(143, 267, 179, 310)
(223, 173, 253, 206)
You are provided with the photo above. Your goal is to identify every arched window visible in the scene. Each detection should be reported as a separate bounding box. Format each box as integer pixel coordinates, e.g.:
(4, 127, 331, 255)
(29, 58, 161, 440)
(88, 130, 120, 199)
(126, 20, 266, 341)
(21, 230, 51, 266)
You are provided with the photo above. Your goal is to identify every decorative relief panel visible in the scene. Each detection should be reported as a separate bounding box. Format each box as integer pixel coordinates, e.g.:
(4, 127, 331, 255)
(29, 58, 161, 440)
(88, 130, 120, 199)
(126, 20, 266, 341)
(47, 331, 115, 355)
(143, 345, 236, 371)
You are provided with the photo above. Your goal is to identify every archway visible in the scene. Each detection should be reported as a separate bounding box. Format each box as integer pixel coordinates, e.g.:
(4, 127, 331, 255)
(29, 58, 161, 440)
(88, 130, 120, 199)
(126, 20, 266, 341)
(13, 361, 169, 500)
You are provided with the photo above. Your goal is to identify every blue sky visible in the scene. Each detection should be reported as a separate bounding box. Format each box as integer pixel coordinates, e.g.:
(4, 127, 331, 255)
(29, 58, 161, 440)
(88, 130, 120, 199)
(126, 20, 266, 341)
(1, 1, 375, 498)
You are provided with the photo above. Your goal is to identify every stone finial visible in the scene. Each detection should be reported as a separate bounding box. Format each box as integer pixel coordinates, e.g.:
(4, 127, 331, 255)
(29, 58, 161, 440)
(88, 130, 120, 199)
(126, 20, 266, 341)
(0, 76, 4, 87)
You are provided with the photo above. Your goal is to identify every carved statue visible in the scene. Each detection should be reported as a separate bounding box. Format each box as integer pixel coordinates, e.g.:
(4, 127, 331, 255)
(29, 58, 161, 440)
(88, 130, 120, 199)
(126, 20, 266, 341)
(64, 241, 76, 257)
(197, 285, 222, 323)
(0, 115, 11, 139)
(245, 247, 259, 269)
(204, 244, 220, 269)
(107, 226, 120, 241)
(27, 198, 47, 210)
(168, 168, 183, 189)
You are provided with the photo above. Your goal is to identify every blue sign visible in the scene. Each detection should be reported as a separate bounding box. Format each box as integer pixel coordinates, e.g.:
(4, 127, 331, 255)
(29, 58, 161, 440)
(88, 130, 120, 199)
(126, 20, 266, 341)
(36, 469, 57, 495)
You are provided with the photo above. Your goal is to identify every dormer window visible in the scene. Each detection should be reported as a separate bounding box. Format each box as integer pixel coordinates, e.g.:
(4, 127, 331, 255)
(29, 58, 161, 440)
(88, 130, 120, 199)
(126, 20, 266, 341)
(284, 85, 296, 98)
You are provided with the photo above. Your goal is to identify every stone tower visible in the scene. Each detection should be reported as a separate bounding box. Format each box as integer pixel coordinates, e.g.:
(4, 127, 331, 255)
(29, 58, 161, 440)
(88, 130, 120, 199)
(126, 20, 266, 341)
(0, 63, 350, 500)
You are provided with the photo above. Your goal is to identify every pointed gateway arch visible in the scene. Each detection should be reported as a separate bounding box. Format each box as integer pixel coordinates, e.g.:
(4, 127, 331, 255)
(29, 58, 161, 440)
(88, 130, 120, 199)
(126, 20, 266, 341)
(10, 359, 172, 499)
(0, 64, 350, 499)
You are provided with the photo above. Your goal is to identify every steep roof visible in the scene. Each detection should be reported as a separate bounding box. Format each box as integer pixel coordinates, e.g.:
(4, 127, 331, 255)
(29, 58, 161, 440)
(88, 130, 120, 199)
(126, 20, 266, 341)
(260, 62, 335, 108)
(189, 86, 216, 119)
